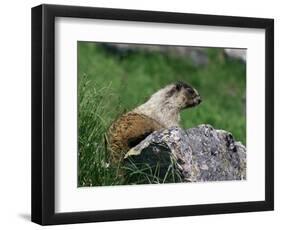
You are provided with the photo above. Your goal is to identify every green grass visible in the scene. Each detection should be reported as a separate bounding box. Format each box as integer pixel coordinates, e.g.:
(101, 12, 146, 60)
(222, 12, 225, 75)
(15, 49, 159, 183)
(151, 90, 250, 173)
(78, 42, 246, 187)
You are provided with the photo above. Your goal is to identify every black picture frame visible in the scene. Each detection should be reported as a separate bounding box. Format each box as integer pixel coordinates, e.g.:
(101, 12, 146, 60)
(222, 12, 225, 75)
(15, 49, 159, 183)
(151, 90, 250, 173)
(31, 4, 274, 225)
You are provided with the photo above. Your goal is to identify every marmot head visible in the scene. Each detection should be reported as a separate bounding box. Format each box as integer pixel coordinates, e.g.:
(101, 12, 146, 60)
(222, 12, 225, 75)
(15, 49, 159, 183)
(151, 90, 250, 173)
(147, 81, 201, 110)
(132, 81, 202, 128)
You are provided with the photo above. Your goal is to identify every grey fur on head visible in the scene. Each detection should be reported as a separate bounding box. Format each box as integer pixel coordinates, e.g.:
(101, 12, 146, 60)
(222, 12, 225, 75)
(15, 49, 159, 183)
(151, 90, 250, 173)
(133, 82, 201, 128)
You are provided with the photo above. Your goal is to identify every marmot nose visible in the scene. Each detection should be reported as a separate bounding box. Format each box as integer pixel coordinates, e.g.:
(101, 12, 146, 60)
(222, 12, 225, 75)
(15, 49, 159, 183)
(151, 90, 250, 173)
(198, 98, 202, 104)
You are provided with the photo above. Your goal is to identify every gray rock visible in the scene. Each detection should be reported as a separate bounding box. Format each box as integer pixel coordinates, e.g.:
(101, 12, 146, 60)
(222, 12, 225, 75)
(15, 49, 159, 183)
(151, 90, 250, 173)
(224, 48, 246, 62)
(125, 124, 246, 183)
(102, 43, 209, 67)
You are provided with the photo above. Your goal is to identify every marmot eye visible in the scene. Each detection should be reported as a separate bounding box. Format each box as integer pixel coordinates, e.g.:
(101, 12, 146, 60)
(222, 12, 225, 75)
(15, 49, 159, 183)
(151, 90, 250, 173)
(187, 88, 195, 94)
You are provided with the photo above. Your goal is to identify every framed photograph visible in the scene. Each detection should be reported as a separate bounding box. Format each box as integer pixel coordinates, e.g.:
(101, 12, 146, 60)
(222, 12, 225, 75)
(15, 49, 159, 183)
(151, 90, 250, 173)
(31, 4, 274, 225)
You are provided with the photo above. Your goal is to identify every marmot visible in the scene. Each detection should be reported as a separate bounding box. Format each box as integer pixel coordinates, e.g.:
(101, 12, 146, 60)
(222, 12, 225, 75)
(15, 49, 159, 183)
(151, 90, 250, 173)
(108, 81, 202, 165)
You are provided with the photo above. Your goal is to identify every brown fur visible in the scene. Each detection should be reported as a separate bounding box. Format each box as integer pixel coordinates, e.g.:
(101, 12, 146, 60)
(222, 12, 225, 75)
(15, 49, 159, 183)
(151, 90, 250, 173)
(108, 112, 164, 164)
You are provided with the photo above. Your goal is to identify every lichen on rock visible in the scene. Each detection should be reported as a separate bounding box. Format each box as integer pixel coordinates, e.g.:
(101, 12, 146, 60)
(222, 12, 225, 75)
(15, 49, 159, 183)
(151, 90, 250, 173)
(124, 124, 246, 183)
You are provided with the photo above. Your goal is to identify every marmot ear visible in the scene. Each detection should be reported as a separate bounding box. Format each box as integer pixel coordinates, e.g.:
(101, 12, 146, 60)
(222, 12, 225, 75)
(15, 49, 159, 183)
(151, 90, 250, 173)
(166, 87, 177, 98)
(175, 82, 182, 91)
